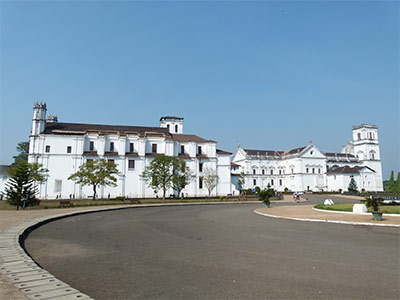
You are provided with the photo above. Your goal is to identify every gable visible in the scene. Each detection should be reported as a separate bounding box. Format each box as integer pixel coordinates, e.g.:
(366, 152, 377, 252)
(232, 147, 247, 163)
(299, 144, 325, 159)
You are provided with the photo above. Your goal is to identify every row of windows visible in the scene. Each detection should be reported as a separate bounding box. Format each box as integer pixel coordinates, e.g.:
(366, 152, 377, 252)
(253, 169, 287, 175)
(306, 168, 321, 174)
(253, 179, 283, 186)
(357, 132, 375, 140)
(45, 143, 202, 155)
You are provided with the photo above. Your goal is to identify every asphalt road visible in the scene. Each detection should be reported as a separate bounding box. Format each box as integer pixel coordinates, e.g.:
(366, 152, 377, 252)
(24, 204, 399, 300)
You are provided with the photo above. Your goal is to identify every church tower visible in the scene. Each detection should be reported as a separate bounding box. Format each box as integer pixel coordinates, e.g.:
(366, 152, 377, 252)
(31, 101, 47, 136)
(160, 116, 184, 134)
(352, 124, 383, 190)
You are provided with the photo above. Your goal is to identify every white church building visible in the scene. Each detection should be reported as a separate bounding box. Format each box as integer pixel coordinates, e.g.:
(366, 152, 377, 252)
(231, 124, 383, 192)
(28, 102, 233, 199)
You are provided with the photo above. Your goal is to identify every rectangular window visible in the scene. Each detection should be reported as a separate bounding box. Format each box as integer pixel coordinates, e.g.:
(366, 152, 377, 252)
(312, 168, 315, 174)
(199, 163, 203, 172)
(306, 168, 309, 173)
(318, 169, 321, 174)
(181, 145, 185, 154)
(128, 160, 135, 169)
(271, 179, 274, 185)
(199, 177, 203, 189)
(198, 146, 202, 155)
(110, 142, 114, 152)
(89, 141, 94, 151)
(130, 142, 134, 152)
(270, 170, 273, 175)
(279, 170, 282, 175)
(67, 146, 72, 153)
(291, 169, 294, 174)
(152, 144, 157, 153)
(279, 179, 282, 186)
(45, 145, 50, 153)
(253, 179, 256, 186)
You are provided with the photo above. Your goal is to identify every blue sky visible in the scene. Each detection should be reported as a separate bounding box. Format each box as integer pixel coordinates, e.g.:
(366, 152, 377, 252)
(1, 0, 398, 179)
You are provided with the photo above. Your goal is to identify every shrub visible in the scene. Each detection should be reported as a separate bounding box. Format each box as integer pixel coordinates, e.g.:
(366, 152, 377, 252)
(366, 197, 383, 212)
(258, 188, 275, 205)
(115, 196, 126, 201)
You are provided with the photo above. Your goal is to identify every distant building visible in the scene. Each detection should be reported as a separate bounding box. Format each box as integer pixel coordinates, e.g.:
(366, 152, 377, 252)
(28, 102, 232, 199)
(231, 124, 383, 192)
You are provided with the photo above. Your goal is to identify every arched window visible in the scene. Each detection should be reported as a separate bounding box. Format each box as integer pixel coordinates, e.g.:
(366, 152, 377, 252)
(357, 133, 361, 140)
(167, 124, 170, 131)
(253, 169, 256, 175)
(175, 125, 178, 133)
(270, 170, 273, 175)
(262, 169, 265, 175)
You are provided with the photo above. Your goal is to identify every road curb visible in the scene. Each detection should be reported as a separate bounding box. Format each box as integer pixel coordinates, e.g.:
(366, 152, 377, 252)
(312, 207, 400, 217)
(0, 201, 260, 300)
(254, 209, 400, 228)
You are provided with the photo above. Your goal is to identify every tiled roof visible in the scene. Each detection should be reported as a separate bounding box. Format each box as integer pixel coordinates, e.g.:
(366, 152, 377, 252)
(44, 122, 171, 138)
(326, 165, 375, 175)
(172, 134, 215, 143)
(217, 149, 232, 155)
(231, 162, 240, 167)
(177, 154, 191, 159)
(324, 152, 356, 158)
(125, 153, 139, 157)
(43, 122, 216, 144)
(82, 151, 98, 156)
(104, 152, 119, 157)
(244, 146, 306, 157)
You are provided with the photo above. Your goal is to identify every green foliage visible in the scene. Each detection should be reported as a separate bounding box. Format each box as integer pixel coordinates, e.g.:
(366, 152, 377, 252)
(4, 161, 47, 210)
(258, 187, 275, 205)
(172, 159, 194, 198)
(284, 187, 289, 193)
(366, 197, 383, 212)
(13, 141, 29, 164)
(348, 175, 358, 193)
(68, 159, 118, 199)
(237, 172, 246, 191)
(255, 186, 261, 194)
(397, 172, 400, 194)
(389, 170, 396, 193)
(141, 155, 189, 200)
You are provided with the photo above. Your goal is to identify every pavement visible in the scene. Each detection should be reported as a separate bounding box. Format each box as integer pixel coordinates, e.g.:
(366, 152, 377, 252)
(1, 196, 399, 299)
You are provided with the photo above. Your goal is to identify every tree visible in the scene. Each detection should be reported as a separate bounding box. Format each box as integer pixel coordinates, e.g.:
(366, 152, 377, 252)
(68, 159, 118, 199)
(141, 155, 179, 200)
(389, 170, 396, 193)
(396, 172, 400, 194)
(172, 159, 194, 198)
(348, 175, 358, 193)
(13, 141, 29, 164)
(4, 161, 48, 210)
(258, 187, 275, 206)
(237, 172, 246, 191)
(202, 167, 219, 197)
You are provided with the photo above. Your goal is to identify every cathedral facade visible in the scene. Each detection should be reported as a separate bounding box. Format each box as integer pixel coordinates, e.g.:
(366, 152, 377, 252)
(28, 102, 233, 199)
(231, 124, 383, 192)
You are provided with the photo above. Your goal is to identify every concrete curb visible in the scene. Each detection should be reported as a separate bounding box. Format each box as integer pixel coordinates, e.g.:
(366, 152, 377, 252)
(312, 207, 400, 217)
(0, 201, 260, 300)
(254, 209, 400, 228)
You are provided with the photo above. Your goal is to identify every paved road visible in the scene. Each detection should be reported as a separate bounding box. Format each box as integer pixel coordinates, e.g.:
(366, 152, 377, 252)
(24, 204, 399, 300)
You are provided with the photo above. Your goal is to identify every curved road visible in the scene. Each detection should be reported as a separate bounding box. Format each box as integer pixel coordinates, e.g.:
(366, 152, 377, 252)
(24, 204, 399, 299)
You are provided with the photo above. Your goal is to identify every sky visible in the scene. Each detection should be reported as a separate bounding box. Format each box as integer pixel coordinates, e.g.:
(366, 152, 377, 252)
(0, 0, 398, 180)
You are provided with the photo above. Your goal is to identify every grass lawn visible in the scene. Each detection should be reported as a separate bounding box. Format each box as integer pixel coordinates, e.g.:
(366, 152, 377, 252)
(314, 203, 400, 214)
(0, 196, 266, 211)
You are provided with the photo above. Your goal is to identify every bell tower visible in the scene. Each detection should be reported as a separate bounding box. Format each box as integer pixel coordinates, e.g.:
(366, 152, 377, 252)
(31, 101, 47, 136)
(160, 116, 184, 134)
(352, 123, 383, 191)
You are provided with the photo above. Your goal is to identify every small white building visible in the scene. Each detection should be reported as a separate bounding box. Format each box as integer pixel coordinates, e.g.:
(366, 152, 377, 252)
(231, 124, 383, 192)
(28, 102, 232, 199)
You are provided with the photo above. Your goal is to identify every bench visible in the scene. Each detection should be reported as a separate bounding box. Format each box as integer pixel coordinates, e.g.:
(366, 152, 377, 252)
(60, 200, 73, 207)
